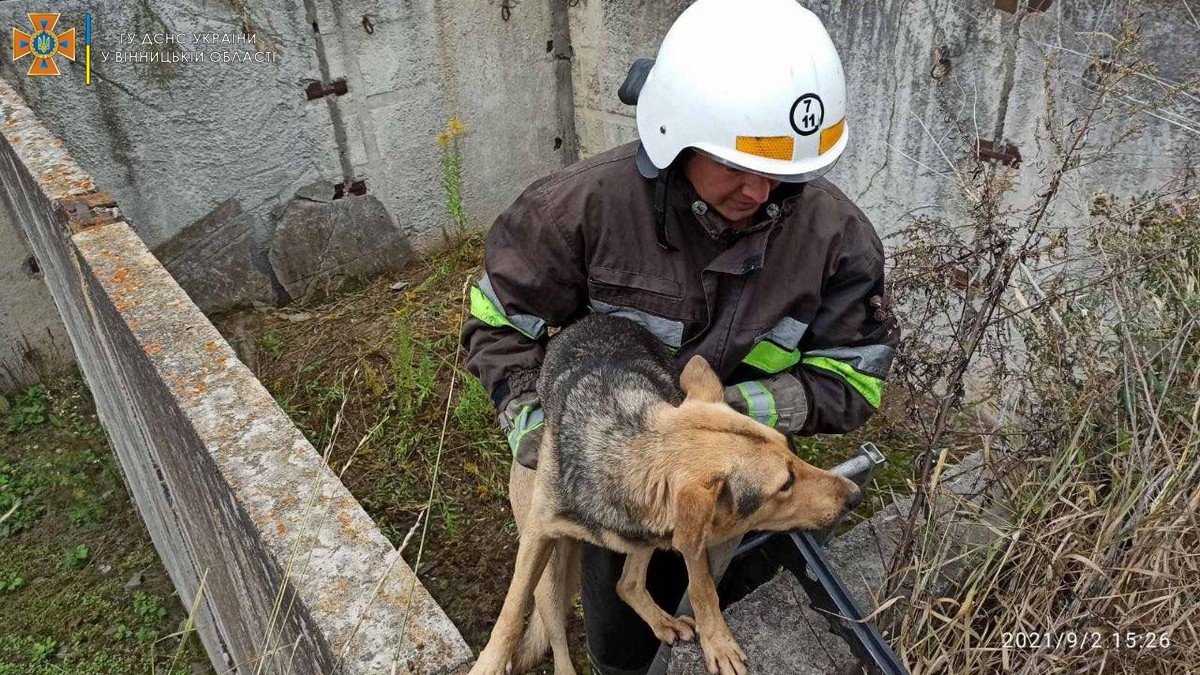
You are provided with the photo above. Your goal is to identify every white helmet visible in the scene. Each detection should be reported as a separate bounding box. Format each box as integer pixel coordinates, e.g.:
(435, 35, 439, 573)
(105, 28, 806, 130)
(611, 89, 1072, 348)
(635, 0, 849, 183)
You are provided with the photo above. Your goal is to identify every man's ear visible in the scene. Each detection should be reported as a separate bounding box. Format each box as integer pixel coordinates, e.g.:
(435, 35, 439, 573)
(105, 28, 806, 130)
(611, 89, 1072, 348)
(680, 355, 723, 404)
(672, 475, 723, 559)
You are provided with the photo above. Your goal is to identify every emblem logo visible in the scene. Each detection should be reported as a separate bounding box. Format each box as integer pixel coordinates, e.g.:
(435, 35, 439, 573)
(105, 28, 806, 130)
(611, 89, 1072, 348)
(12, 13, 75, 76)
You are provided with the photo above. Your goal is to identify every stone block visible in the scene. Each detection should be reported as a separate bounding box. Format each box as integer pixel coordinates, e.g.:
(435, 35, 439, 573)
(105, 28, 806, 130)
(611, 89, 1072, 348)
(153, 198, 278, 314)
(269, 188, 414, 303)
(667, 573, 858, 675)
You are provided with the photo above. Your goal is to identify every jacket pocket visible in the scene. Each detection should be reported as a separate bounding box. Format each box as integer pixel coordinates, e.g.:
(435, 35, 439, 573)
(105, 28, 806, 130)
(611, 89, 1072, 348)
(588, 266, 682, 300)
(586, 267, 693, 346)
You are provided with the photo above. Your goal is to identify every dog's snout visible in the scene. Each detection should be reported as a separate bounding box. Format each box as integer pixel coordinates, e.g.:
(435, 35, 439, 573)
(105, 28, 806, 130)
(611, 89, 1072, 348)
(845, 486, 863, 510)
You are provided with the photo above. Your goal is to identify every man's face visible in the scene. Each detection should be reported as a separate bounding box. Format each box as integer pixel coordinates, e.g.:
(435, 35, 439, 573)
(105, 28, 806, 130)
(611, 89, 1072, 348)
(683, 153, 781, 227)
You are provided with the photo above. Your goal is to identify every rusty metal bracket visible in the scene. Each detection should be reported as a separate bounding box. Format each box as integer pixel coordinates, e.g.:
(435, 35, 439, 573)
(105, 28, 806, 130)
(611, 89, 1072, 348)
(995, 0, 1052, 13)
(974, 139, 1022, 168)
(58, 191, 119, 231)
(305, 78, 348, 100)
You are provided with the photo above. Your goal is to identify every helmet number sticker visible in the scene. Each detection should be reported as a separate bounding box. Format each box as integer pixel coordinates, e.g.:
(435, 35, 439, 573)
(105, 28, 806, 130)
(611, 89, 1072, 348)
(790, 94, 824, 136)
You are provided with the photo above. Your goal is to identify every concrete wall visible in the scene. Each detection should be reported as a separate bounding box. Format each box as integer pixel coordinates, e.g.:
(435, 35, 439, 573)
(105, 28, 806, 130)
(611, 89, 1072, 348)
(569, 0, 1200, 237)
(0, 193, 73, 393)
(0, 0, 572, 250)
(308, 0, 574, 249)
(0, 0, 573, 315)
(0, 1, 340, 250)
(0, 78, 471, 675)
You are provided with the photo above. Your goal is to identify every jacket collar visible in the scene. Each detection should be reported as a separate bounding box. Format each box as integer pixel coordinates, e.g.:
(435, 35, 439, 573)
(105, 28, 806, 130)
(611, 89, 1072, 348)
(651, 175, 810, 277)
(667, 175, 806, 245)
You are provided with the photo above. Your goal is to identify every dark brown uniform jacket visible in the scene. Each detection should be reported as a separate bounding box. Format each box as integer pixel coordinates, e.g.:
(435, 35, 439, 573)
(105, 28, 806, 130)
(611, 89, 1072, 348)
(461, 141, 899, 436)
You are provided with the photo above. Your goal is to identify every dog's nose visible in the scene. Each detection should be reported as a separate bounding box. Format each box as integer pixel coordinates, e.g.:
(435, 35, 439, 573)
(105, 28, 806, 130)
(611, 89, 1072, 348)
(845, 487, 864, 510)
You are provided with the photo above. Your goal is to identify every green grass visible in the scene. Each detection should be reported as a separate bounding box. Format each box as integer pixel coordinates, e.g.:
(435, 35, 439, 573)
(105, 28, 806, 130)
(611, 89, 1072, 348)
(258, 332, 282, 359)
(2, 385, 55, 434)
(0, 370, 212, 675)
(257, 233, 512, 534)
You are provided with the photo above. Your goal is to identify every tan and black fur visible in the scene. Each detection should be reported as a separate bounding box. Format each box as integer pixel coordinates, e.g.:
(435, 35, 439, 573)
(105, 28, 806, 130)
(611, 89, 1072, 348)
(469, 314, 861, 675)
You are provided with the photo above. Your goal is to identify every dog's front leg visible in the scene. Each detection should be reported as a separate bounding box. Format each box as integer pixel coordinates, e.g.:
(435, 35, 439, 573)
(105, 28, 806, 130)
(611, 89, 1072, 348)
(470, 526, 555, 675)
(617, 547, 696, 645)
(681, 550, 747, 675)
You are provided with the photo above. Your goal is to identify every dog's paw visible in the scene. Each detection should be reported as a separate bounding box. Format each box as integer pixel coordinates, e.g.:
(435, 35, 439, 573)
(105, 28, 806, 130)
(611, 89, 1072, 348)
(700, 628, 748, 675)
(648, 614, 696, 645)
(467, 652, 512, 675)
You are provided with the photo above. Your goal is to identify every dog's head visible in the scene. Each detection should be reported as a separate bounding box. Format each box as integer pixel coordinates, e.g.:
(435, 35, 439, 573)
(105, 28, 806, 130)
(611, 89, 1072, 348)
(657, 355, 862, 559)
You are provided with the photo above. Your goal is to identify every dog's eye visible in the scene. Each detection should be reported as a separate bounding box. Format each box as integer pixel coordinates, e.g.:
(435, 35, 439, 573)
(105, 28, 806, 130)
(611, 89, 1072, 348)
(780, 467, 795, 493)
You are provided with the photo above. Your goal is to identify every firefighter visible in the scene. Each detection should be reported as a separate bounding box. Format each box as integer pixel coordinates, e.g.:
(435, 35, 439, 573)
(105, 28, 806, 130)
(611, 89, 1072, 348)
(462, 0, 898, 672)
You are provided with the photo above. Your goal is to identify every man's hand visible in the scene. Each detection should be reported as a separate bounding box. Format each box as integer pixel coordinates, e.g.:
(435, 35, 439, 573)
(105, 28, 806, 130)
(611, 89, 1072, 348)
(500, 394, 544, 470)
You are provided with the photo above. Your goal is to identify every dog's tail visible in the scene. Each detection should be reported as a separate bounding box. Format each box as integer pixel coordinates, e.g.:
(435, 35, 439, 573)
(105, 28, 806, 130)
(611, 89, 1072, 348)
(511, 538, 581, 673)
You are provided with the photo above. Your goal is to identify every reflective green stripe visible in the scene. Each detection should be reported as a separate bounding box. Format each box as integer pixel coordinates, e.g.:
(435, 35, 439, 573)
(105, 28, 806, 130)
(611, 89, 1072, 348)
(505, 406, 544, 455)
(802, 356, 884, 408)
(479, 274, 546, 339)
(470, 285, 510, 328)
(742, 340, 801, 373)
(735, 382, 757, 420)
(736, 381, 778, 427)
(470, 286, 536, 339)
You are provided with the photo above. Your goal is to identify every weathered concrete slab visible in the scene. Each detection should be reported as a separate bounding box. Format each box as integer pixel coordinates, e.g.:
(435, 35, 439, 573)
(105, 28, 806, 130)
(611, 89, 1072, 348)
(268, 188, 414, 303)
(666, 572, 857, 675)
(0, 77, 471, 674)
(310, 0, 574, 248)
(0, 1, 341, 253)
(668, 453, 1004, 674)
(0, 0, 572, 266)
(153, 198, 278, 314)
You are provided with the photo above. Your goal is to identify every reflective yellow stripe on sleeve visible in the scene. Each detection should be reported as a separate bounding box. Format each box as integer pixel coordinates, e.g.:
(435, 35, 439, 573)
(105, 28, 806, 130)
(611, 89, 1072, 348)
(801, 355, 884, 408)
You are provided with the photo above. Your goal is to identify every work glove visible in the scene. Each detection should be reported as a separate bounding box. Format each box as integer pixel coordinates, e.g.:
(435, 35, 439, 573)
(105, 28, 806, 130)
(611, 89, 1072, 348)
(724, 373, 810, 434)
(499, 392, 544, 470)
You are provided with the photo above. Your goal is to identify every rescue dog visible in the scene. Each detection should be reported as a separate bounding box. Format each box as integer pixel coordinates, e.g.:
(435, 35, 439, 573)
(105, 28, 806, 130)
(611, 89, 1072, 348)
(469, 314, 861, 675)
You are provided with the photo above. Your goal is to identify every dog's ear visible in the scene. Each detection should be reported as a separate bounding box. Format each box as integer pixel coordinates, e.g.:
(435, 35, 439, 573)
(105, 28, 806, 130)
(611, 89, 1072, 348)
(671, 475, 723, 559)
(721, 469, 764, 519)
(680, 355, 723, 404)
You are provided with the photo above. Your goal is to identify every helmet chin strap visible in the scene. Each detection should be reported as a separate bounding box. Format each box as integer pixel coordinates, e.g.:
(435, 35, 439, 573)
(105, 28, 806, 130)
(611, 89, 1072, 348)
(654, 167, 675, 251)
(638, 141, 677, 251)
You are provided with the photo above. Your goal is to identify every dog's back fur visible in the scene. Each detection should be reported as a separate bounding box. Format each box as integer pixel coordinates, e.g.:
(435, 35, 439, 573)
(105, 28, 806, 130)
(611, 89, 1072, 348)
(538, 314, 683, 543)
